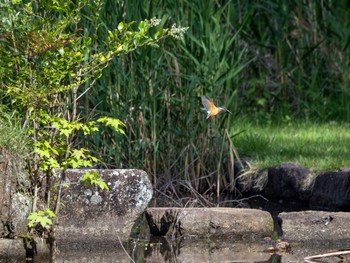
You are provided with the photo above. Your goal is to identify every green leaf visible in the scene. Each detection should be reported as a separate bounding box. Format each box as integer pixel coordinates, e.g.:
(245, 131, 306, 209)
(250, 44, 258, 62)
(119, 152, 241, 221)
(45, 209, 56, 218)
(38, 217, 52, 228)
(117, 22, 124, 31)
(27, 209, 56, 229)
(138, 21, 145, 30)
(97, 116, 126, 134)
(81, 171, 109, 191)
(71, 148, 86, 160)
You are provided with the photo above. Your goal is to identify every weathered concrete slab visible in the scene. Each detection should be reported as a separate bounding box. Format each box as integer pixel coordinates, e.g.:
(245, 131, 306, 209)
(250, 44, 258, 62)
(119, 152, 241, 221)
(279, 210, 350, 242)
(56, 169, 153, 246)
(145, 207, 274, 240)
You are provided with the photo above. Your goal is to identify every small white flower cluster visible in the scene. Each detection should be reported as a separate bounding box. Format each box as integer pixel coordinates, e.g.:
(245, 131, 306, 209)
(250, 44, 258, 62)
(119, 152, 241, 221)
(169, 24, 189, 40)
(149, 17, 161, 27)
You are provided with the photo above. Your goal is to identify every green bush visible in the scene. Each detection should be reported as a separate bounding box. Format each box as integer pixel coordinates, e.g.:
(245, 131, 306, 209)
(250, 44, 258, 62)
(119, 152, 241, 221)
(0, 0, 186, 230)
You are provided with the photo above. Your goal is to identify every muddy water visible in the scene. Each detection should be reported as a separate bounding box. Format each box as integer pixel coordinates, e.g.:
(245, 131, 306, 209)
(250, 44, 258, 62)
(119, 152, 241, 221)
(1, 238, 348, 263)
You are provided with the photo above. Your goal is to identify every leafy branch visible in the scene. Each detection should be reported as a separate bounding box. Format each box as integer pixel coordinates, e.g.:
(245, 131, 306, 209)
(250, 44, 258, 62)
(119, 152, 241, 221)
(82, 171, 109, 191)
(28, 209, 56, 229)
(0, 0, 187, 236)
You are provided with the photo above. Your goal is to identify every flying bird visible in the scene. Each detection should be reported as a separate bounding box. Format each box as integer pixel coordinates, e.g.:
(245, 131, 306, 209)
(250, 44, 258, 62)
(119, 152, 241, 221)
(201, 96, 232, 120)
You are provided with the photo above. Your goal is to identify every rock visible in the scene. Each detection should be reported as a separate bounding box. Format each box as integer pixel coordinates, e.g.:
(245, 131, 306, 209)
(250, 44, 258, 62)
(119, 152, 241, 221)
(236, 168, 268, 195)
(0, 148, 31, 238)
(145, 207, 274, 240)
(262, 238, 290, 254)
(265, 163, 313, 202)
(279, 210, 350, 243)
(9, 193, 32, 234)
(56, 169, 153, 247)
(310, 171, 350, 210)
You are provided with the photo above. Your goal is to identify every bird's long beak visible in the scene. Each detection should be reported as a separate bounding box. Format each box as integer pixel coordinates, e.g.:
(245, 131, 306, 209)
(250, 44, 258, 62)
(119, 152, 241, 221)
(225, 108, 232, 114)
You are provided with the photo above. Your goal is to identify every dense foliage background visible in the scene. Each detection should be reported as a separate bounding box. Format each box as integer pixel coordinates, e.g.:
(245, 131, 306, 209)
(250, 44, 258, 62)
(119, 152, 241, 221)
(80, 0, 350, 199)
(1, 0, 350, 204)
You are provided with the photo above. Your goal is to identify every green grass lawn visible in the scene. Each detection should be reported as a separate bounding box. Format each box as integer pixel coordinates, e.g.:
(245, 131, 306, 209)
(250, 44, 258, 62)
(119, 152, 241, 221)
(231, 120, 350, 172)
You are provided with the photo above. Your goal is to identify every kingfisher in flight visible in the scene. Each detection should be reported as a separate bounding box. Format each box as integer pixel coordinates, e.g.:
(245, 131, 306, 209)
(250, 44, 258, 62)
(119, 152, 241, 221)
(201, 96, 232, 120)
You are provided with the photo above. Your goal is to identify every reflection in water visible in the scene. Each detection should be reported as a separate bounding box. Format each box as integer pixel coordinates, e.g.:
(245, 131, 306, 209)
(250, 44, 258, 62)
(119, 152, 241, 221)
(268, 254, 282, 263)
(3, 237, 349, 262)
(141, 236, 275, 262)
(4, 237, 278, 262)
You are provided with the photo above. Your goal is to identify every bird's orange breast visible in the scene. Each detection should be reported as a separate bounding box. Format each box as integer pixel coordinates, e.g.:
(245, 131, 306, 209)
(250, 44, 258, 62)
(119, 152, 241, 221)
(209, 107, 222, 119)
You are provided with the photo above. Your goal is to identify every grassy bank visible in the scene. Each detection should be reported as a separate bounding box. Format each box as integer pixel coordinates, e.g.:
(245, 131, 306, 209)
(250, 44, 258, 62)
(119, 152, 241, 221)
(232, 120, 350, 172)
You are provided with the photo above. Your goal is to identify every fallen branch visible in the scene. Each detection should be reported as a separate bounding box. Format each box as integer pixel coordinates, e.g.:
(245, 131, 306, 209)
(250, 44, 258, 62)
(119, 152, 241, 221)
(304, 250, 350, 263)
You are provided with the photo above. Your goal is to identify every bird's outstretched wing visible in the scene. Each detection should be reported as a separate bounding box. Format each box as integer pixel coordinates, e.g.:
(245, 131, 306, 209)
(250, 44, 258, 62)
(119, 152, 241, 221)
(201, 96, 213, 111)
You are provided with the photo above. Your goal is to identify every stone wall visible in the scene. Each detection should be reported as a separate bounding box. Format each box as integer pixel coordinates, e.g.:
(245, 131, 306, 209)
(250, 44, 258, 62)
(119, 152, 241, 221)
(0, 148, 31, 238)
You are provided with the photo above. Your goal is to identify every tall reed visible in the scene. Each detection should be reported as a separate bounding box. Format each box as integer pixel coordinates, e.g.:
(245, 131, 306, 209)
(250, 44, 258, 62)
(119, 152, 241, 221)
(76, 0, 350, 204)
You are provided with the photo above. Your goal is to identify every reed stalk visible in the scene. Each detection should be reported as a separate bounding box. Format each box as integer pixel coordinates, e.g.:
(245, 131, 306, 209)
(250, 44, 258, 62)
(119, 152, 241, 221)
(74, 0, 350, 202)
